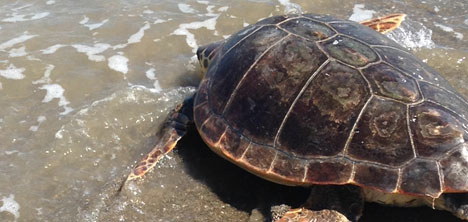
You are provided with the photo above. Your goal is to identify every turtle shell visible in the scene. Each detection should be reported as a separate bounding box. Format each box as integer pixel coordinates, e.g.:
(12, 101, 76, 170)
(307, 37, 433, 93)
(193, 14, 468, 198)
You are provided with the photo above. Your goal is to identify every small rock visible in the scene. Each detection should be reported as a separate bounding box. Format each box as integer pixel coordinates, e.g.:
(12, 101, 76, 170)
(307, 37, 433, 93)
(249, 208, 265, 222)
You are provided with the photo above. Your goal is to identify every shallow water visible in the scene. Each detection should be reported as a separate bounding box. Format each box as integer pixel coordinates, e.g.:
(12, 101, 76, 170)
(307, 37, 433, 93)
(0, 0, 467, 221)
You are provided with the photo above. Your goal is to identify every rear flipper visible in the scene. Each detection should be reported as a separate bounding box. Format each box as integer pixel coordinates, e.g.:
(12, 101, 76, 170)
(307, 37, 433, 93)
(359, 13, 406, 34)
(126, 96, 194, 182)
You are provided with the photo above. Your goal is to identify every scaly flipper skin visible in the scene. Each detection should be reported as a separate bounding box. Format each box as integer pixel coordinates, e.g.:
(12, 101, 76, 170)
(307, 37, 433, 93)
(126, 96, 194, 182)
(359, 13, 406, 33)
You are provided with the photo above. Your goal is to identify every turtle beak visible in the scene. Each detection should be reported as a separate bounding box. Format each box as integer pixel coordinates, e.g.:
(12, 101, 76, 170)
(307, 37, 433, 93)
(196, 40, 224, 77)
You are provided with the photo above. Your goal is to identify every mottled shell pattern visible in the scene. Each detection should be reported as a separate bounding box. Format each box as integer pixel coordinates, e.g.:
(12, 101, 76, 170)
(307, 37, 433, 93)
(193, 14, 468, 198)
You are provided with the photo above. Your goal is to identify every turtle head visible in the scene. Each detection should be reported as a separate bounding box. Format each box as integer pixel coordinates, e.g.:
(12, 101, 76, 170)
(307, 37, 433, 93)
(196, 40, 223, 77)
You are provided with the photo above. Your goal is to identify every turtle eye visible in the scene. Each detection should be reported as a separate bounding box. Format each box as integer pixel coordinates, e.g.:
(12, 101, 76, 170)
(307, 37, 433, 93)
(202, 57, 209, 69)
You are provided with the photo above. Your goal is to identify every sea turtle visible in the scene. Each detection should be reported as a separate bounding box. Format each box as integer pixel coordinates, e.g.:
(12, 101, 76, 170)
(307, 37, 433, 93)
(124, 13, 468, 221)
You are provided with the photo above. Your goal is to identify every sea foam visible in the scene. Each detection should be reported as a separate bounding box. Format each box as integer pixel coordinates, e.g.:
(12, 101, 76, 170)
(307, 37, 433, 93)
(39, 84, 73, 115)
(434, 23, 464, 40)
(113, 22, 151, 49)
(0, 64, 25, 80)
(277, 0, 302, 14)
(72, 43, 111, 62)
(178, 3, 197, 14)
(0, 33, 37, 50)
(145, 68, 162, 93)
(0, 194, 20, 221)
(2, 12, 49, 22)
(41, 44, 66, 54)
(79, 16, 109, 31)
(348, 4, 375, 22)
(108, 55, 129, 74)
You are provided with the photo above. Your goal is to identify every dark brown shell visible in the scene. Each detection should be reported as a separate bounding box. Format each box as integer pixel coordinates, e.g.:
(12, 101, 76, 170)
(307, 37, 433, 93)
(193, 14, 468, 198)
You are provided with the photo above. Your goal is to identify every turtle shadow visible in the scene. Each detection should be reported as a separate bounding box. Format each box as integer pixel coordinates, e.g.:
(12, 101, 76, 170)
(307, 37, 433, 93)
(176, 128, 309, 220)
(176, 129, 461, 222)
(360, 203, 460, 222)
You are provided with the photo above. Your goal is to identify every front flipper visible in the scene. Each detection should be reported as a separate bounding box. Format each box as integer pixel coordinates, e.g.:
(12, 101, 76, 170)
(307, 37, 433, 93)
(126, 96, 194, 182)
(359, 13, 406, 34)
